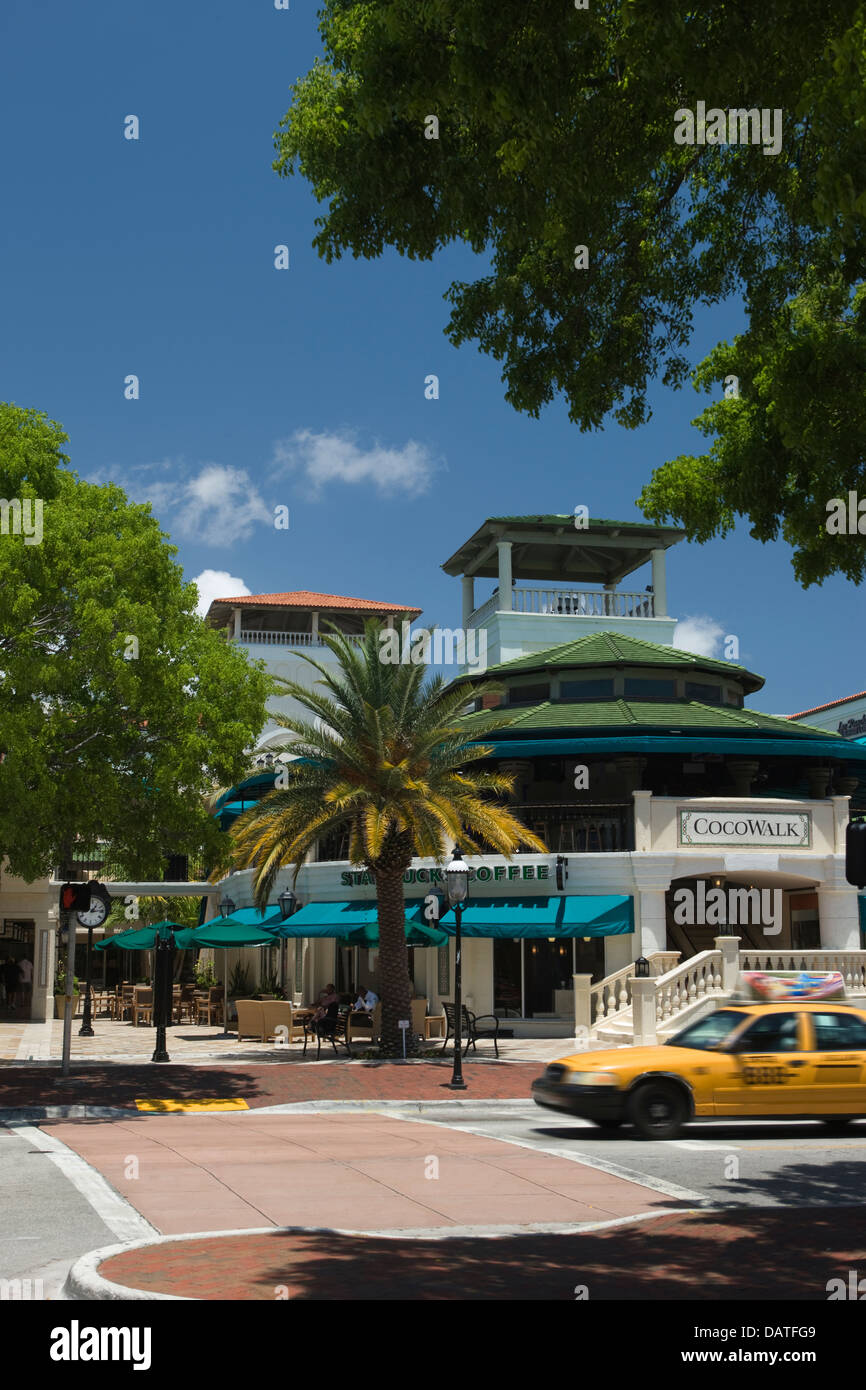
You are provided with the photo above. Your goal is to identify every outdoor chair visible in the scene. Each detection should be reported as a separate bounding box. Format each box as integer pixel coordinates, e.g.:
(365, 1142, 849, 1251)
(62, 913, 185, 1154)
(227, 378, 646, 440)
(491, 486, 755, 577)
(195, 988, 223, 1026)
(118, 985, 135, 1022)
(131, 987, 153, 1027)
(410, 997, 427, 1043)
(303, 1003, 352, 1060)
(235, 999, 265, 1041)
(441, 1001, 500, 1058)
(261, 1000, 304, 1045)
(175, 984, 196, 1023)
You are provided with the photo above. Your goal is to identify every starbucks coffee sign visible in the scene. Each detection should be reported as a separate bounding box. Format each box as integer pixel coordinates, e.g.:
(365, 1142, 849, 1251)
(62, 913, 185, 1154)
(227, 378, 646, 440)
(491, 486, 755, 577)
(679, 809, 811, 848)
(340, 860, 550, 887)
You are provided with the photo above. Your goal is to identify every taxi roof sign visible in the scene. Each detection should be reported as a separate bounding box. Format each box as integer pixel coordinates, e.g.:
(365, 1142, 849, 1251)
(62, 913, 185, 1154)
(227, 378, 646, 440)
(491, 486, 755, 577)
(739, 970, 846, 1002)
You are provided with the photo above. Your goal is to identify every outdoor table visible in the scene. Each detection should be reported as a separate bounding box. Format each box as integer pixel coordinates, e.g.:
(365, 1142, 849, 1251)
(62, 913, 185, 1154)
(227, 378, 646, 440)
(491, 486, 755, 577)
(424, 1016, 446, 1040)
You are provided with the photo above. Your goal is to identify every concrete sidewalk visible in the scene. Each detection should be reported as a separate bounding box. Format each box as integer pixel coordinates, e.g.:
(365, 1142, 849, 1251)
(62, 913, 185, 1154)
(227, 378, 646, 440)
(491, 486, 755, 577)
(0, 1016, 576, 1065)
(43, 1110, 672, 1236)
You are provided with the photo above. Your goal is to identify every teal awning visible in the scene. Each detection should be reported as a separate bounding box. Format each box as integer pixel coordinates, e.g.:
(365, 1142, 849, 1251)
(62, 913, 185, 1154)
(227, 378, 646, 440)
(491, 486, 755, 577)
(433, 894, 634, 938)
(472, 735, 866, 763)
(272, 899, 447, 946)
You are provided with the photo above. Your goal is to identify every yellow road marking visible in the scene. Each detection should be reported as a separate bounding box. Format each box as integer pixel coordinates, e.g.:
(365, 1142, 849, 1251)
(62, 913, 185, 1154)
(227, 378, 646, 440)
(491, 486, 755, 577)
(134, 1099, 249, 1113)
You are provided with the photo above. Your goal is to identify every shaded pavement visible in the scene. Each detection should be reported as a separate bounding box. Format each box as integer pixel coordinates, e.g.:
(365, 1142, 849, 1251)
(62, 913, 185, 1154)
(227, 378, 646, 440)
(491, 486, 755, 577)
(99, 1208, 866, 1300)
(0, 1060, 543, 1111)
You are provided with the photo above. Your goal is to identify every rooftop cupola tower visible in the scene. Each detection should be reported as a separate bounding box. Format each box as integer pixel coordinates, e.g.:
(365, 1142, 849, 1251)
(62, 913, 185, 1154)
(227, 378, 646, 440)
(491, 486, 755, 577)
(441, 515, 686, 667)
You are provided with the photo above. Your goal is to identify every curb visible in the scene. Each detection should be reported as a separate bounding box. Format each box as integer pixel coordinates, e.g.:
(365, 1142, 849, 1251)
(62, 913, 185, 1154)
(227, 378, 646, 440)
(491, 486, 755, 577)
(63, 1209, 683, 1301)
(1, 1098, 538, 1122)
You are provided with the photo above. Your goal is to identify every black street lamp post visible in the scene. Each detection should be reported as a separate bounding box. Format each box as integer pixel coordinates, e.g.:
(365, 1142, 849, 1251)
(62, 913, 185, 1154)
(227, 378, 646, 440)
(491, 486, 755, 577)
(78, 927, 95, 1037)
(152, 922, 175, 1063)
(278, 891, 296, 998)
(445, 848, 470, 1091)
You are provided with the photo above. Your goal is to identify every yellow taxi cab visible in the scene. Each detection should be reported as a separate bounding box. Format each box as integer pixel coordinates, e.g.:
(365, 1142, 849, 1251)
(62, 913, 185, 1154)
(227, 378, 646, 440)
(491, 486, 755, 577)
(531, 973, 866, 1140)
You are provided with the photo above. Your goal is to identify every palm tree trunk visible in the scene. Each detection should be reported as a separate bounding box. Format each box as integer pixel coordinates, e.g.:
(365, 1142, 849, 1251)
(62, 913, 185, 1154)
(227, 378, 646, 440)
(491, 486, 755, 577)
(375, 868, 416, 1056)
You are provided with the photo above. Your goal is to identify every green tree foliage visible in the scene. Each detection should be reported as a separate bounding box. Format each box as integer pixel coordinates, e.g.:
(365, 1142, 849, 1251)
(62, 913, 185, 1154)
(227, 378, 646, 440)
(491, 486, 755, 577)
(0, 403, 271, 881)
(275, 1, 866, 581)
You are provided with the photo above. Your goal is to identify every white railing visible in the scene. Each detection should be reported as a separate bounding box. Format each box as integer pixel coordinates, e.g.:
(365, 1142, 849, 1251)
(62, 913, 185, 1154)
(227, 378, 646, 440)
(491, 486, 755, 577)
(468, 593, 499, 626)
(240, 630, 365, 648)
(470, 588, 655, 623)
(588, 952, 680, 1028)
(739, 949, 866, 993)
(515, 588, 654, 618)
(655, 951, 724, 1026)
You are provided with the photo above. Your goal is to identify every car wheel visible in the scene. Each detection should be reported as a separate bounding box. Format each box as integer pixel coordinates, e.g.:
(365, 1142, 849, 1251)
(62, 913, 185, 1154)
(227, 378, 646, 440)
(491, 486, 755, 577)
(627, 1082, 688, 1140)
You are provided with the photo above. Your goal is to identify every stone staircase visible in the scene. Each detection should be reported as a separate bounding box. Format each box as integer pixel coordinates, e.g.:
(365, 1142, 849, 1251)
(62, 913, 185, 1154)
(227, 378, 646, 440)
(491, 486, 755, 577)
(581, 944, 866, 1048)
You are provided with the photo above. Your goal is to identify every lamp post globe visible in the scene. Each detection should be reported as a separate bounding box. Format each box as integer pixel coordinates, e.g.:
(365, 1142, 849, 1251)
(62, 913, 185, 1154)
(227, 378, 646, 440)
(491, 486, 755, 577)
(278, 890, 296, 919)
(445, 849, 470, 1090)
(219, 896, 235, 920)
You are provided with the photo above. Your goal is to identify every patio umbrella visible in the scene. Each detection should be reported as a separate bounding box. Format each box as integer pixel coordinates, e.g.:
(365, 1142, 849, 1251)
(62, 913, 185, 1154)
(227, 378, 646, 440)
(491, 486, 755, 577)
(182, 914, 285, 1035)
(95, 921, 186, 951)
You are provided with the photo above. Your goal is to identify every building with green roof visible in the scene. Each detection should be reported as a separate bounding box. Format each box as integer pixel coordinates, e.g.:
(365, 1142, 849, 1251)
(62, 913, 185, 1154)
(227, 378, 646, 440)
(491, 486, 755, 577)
(212, 514, 865, 1036)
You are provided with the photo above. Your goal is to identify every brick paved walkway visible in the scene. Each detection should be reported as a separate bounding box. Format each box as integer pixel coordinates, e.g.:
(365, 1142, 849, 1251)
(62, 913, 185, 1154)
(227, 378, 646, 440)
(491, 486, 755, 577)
(0, 1060, 544, 1110)
(97, 1208, 866, 1300)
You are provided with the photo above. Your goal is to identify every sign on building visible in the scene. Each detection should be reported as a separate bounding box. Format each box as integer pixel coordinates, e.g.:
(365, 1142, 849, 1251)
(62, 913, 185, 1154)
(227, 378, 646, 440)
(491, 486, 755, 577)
(679, 810, 811, 848)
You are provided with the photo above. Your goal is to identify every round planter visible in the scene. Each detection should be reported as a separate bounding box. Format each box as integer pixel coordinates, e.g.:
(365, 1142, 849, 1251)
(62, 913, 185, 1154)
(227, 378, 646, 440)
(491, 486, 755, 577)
(54, 993, 80, 1019)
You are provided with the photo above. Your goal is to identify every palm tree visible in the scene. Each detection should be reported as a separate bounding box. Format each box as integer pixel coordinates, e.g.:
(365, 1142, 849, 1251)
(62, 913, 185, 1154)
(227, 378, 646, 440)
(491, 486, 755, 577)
(228, 622, 547, 1054)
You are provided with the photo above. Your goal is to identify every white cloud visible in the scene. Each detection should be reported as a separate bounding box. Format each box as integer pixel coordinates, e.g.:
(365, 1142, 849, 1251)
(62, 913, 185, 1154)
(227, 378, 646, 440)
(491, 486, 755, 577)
(674, 615, 726, 658)
(271, 429, 437, 498)
(191, 569, 251, 618)
(116, 461, 274, 545)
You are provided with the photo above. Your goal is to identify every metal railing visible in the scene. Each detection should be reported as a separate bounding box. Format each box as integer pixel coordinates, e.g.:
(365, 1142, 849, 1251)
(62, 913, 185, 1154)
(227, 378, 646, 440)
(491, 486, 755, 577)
(514, 803, 633, 852)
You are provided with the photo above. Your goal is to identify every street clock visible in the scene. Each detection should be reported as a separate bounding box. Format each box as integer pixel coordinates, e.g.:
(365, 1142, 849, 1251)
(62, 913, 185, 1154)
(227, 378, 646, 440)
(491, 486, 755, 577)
(74, 883, 111, 928)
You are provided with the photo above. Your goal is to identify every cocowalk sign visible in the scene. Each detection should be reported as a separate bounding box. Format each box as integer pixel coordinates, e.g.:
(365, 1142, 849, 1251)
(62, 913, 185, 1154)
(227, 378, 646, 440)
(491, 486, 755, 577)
(679, 809, 811, 848)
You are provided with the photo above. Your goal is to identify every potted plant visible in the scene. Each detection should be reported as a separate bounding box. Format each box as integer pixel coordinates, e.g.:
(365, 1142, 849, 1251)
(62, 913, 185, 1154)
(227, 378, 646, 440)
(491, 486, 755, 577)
(255, 969, 283, 1000)
(54, 971, 81, 1019)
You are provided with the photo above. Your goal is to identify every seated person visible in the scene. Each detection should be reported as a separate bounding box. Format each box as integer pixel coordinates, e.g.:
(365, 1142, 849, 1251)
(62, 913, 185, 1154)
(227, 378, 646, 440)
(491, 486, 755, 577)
(353, 985, 379, 1013)
(311, 984, 339, 1025)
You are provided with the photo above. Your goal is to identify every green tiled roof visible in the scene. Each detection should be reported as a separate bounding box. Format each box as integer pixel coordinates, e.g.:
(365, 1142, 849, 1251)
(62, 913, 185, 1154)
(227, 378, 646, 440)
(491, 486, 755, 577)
(459, 698, 845, 739)
(471, 631, 763, 691)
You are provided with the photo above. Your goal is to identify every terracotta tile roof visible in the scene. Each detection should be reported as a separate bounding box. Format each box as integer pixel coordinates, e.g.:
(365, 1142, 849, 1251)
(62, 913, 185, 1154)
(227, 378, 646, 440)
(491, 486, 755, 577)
(211, 590, 420, 613)
(788, 691, 866, 719)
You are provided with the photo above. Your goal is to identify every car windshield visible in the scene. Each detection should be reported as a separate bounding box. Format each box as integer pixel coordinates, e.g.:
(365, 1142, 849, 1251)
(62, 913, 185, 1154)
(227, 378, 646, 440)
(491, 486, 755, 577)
(665, 1009, 746, 1051)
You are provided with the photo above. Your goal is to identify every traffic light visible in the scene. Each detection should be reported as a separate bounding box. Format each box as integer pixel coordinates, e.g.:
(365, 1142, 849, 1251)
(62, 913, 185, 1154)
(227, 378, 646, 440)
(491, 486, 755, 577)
(59, 882, 93, 913)
(845, 820, 866, 890)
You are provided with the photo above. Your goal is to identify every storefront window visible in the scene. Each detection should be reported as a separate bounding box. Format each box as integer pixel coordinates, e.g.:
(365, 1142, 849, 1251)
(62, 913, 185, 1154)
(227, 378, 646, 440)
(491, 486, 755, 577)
(493, 938, 605, 1018)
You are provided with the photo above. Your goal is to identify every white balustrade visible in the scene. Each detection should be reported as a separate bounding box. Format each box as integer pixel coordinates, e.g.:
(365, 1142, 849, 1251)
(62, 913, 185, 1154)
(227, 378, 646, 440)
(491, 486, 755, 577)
(739, 949, 866, 993)
(588, 951, 673, 1027)
(469, 588, 655, 624)
(654, 951, 724, 1026)
(240, 630, 365, 648)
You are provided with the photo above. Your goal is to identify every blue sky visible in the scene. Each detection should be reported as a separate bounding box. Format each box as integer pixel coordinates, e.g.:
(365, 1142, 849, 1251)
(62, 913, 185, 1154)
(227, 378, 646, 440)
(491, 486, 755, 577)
(0, 0, 857, 718)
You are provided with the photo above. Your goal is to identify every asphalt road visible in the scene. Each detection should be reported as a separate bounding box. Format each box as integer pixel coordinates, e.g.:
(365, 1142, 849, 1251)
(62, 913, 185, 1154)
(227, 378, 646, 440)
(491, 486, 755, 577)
(0, 1120, 154, 1299)
(411, 1101, 866, 1210)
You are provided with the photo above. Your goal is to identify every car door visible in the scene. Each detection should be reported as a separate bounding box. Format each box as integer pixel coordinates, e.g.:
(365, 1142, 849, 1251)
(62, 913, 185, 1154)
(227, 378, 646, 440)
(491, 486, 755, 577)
(713, 1011, 812, 1114)
(798, 1010, 866, 1115)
